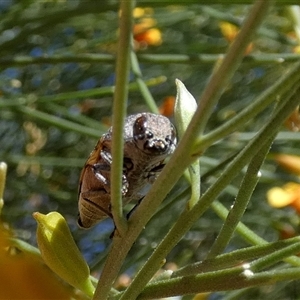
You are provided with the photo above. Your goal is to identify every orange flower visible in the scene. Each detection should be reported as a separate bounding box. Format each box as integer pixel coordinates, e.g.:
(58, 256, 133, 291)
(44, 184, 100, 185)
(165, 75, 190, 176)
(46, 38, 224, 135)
(133, 7, 162, 48)
(0, 225, 72, 299)
(285, 106, 300, 132)
(134, 28, 162, 47)
(159, 96, 175, 117)
(274, 154, 300, 176)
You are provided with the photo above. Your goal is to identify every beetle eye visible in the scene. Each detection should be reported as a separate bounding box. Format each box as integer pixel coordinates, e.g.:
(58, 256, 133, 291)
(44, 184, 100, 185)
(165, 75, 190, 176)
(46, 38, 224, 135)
(133, 115, 148, 139)
(146, 131, 153, 138)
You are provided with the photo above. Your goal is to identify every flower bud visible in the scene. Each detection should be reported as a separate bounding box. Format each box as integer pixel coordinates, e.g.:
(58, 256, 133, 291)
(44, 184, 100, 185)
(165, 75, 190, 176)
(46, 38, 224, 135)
(174, 79, 200, 208)
(174, 79, 197, 139)
(33, 211, 95, 297)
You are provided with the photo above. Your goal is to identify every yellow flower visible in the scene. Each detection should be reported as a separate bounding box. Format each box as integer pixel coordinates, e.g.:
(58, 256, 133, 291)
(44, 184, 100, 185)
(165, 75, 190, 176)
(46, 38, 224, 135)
(267, 182, 300, 213)
(219, 21, 253, 54)
(133, 7, 162, 48)
(134, 27, 162, 47)
(219, 21, 239, 42)
(293, 45, 300, 54)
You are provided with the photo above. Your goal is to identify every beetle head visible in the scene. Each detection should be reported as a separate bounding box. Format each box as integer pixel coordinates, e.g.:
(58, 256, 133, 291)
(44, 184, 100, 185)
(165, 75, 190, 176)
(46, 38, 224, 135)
(132, 113, 176, 155)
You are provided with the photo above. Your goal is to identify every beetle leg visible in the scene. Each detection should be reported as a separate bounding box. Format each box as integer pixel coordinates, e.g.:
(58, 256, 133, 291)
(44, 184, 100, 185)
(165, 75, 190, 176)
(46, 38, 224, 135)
(110, 196, 143, 239)
(101, 149, 130, 195)
(100, 149, 112, 165)
(93, 159, 129, 196)
(92, 163, 110, 189)
(126, 196, 145, 220)
(147, 163, 165, 184)
(122, 174, 129, 195)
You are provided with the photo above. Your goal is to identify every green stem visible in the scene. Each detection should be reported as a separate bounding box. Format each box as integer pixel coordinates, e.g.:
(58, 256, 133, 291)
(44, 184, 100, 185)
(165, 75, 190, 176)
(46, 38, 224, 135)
(129, 0, 272, 234)
(93, 1, 274, 298)
(202, 5, 296, 46)
(91, 2, 272, 299)
(94, 237, 131, 300)
(211, 200, 300, 266)
(187, 0, 271, 137)
(0, 3, 117, 55)
(37, 77, 166, 103)
(207, 135, 274, 258)
(197, 61, 300, 151)
(137, 267, 300, 299)
(138, 53, 300, 64)
(9, 238, 42, 260)
(130, 48, 160, 114)
(4, 155, 83, 167)
(44, 103, 107, 130)
(93, 0, 135, 299)
(250, 240, 300, 272)
(120, 83, 300, 300)
(1, 53, 300, 67)
(187, 161, 201, 208)
(15, 106, 101, 138)
(109, 0, 135, 238)
(173, 236, 300, 276)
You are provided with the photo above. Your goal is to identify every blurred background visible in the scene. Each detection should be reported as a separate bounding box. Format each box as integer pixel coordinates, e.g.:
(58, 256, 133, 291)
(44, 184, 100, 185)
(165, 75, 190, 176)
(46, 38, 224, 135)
(1, 1, 300, 299)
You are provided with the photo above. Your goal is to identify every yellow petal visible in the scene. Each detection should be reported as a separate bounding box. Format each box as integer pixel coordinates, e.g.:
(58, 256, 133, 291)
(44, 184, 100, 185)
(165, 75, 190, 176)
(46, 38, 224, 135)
(267, 187, 295, 207)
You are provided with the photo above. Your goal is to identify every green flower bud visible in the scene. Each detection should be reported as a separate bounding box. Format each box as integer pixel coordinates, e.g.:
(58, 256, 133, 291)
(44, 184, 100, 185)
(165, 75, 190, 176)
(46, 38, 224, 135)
(33, 211, 95, 297)
(174, 79, 197, 139)
(174, 79, 200, 208)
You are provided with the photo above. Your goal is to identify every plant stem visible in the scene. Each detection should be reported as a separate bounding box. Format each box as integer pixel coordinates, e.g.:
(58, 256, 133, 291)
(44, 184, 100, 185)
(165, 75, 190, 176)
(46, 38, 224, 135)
(15, 106, 101, 138)
(185, 0, 271, 137)
(130, 48, 159, 114)
(120, 83, 300, 300)
(1, 53, 300, 67)
(93, 0, 135, 298)
(250, 240, 300, 272)
(207, 134, 275, 258)
(44, 103, 107, 130)
(173, 236, 300, 276)
(197, 61, 300, 151)
(137, 266, 300, 299)
(37, 76, 166, 103)
(4, 155, 83, 167)
(104, 0, 136, 238)
(211, 200, 300, 267)
(92, 2, 272, 299)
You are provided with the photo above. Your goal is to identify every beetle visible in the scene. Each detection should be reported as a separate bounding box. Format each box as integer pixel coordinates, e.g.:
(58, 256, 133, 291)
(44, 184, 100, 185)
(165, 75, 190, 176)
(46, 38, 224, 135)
(78, 113, 177, 229)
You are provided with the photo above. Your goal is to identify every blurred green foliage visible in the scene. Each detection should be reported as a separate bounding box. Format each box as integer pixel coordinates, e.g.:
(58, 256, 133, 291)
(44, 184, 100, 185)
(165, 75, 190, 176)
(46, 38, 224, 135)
(1, 1, 300, 299)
